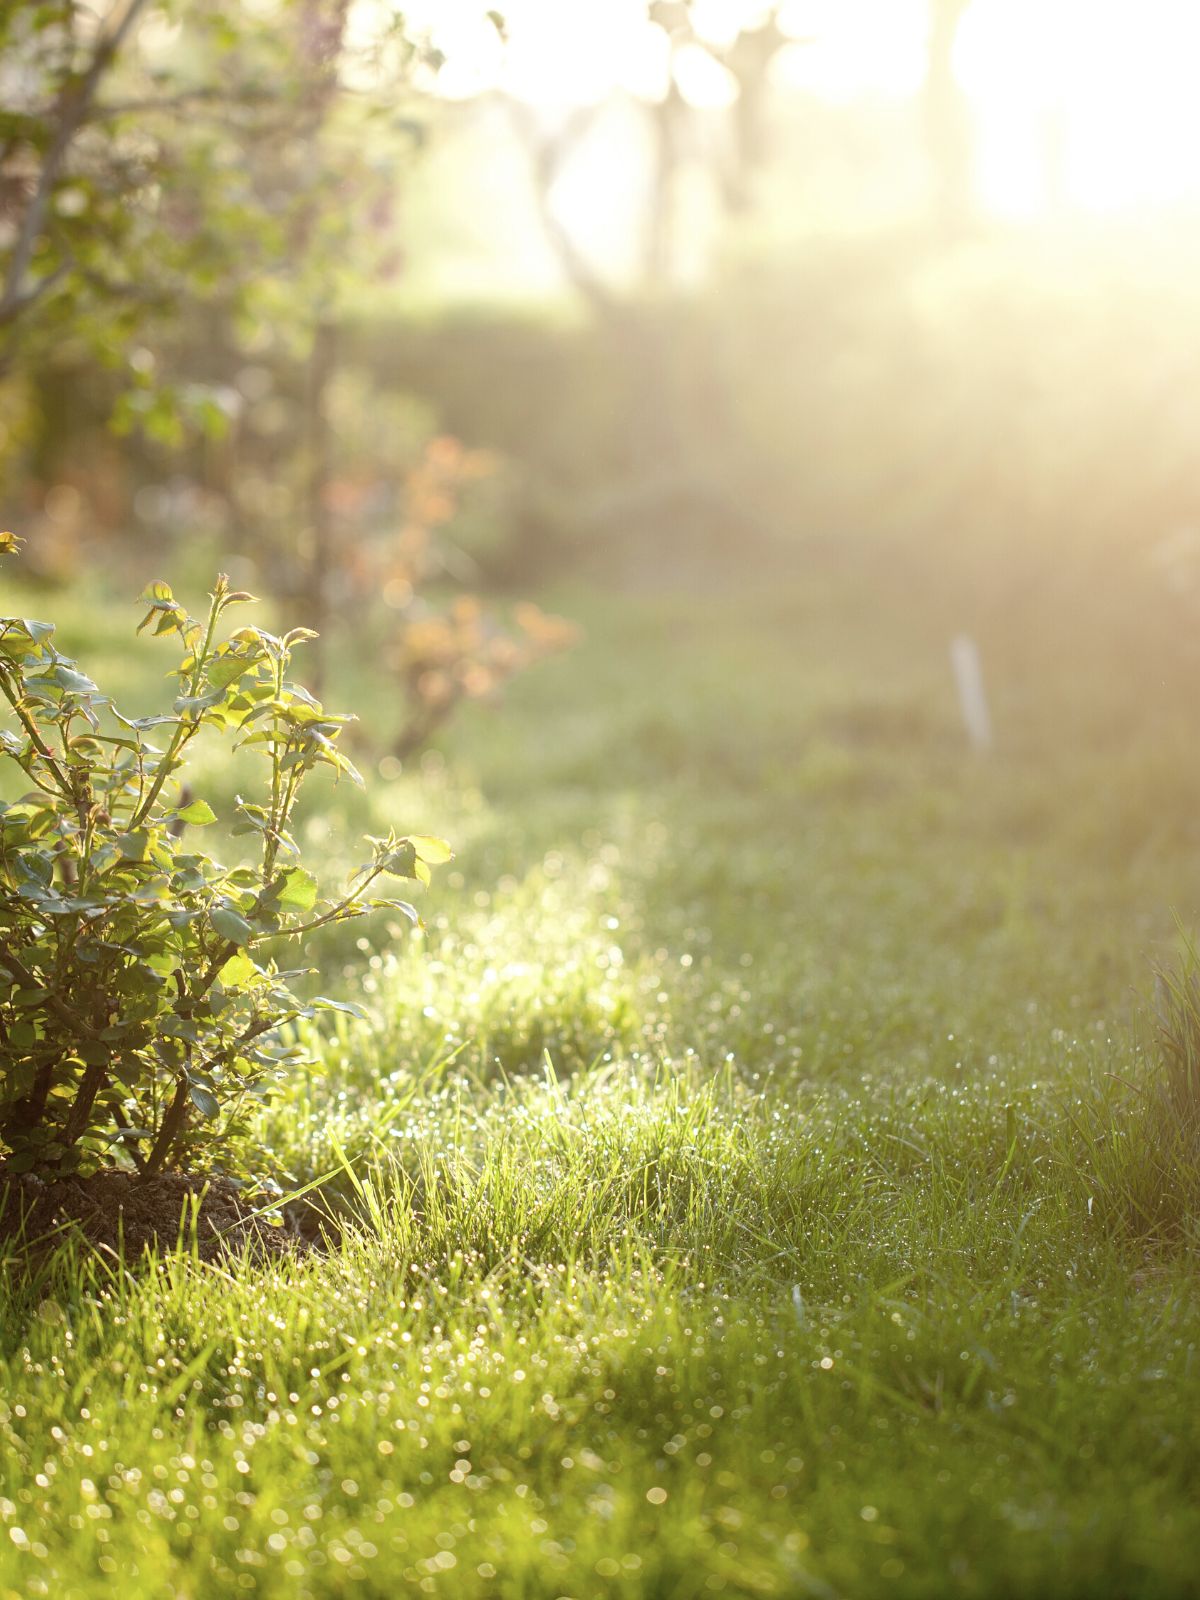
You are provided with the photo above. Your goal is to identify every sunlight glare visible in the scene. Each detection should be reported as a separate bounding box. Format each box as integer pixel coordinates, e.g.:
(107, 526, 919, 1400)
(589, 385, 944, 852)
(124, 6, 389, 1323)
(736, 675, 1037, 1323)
(957, 0, 1200, 217)
(672, 41, 739, 111)
(772, 0, 927, 102)
(350, 0, 1200, 227)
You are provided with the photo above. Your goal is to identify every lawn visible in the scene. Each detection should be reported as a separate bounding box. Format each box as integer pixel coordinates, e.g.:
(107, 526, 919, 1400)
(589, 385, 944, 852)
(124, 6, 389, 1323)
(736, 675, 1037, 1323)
(3, 545, 1200, 1598)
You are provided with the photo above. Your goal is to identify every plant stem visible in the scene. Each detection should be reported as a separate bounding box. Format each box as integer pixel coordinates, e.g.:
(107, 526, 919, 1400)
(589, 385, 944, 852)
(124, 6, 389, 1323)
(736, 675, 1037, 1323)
(263, 651, 287, 879)
(250, 864, 386, 943)
(145, 1076, 191, 1175)
(0, 948, 104, 1037)
(2, 1059, 55, 1141)
(129, 592, 224, 828)
(111, 1105, 148, 1175)
(63, 1063, 108, 1147)
(0, 665, 74, 798)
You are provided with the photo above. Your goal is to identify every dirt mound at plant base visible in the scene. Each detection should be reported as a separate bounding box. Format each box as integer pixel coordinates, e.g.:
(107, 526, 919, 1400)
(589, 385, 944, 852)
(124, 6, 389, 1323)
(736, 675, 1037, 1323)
(0, 1169, 303, 1263)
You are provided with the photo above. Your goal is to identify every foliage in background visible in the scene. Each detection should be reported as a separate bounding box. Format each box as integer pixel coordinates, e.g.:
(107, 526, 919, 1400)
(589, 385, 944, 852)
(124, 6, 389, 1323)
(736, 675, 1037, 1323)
(358, 435, 581, 759)
(0, 1, 422, 405)
(0, 545, 448, 1177)
(391, 594, 579, 760)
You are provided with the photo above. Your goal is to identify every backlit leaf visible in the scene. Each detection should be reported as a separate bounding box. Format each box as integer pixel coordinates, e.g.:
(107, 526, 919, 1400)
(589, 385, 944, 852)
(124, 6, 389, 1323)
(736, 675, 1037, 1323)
(210, 905, 254, 946)
(410, 835, 453, 865)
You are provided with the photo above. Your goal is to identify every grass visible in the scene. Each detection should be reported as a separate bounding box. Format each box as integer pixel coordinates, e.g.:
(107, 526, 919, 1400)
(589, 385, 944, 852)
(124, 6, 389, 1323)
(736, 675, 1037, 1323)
(4, 545, 1200, 1596)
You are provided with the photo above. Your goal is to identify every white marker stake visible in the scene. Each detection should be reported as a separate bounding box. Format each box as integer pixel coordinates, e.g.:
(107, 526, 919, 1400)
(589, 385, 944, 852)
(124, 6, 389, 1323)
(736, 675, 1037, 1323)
(950, 633, 993, 752)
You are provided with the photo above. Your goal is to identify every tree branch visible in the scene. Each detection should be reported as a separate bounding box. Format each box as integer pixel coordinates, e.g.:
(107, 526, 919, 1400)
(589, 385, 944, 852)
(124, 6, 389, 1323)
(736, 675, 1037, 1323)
(0, 0, 150, 331)
(501, 96, 619, 318)
(0, 257, 72, 331)
(88, 82, 278, 122)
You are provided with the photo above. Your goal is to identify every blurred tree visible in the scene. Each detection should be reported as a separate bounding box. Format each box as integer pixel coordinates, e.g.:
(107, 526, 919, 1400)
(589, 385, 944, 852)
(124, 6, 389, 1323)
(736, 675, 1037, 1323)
(719, 10, 788, 217)
(0, 0, 149, 355)
(507, 4, 790, 302)
(0, 1, 420, 433)
(498, 2, 782, 574)
(0, 0, 432, 676)
(1, 1, 580, 748)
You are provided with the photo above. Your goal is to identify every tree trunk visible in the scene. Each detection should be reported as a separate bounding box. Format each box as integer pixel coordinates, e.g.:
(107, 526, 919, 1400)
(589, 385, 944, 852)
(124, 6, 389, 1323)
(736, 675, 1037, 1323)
(924, 0, 974, 236)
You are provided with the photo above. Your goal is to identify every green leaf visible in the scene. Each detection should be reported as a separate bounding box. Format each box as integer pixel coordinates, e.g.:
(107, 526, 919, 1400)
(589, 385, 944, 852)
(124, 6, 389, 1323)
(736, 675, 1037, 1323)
(277, 867, 318, 912)
(52, 665, 100, 695)
(174, 798, 217, 826)
(210, 905, 254, 946)
(410, 835, 453, 865)
(114, 710, 177, 730)
(189, 1085, 220, 1121)
(374, 898, 420, 924)
(381, 840, 417, 878)
(173, 689, 225, 715)
(160, 1017, 201, 1044)
(311, 997, 368, 1020)
(217, 952, 258, 989)
(207, 657, 251, 690)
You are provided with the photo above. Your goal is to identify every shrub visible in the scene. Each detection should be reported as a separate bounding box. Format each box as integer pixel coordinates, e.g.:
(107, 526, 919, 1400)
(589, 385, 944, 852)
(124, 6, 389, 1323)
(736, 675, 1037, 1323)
(316, 433, 580, 760)
(391, 595, 579, 760)
(0, 548, 450, 1178)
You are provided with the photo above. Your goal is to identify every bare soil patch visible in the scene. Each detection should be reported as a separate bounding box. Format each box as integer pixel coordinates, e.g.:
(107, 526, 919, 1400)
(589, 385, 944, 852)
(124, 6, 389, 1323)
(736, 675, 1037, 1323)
(0, 1168, 305, 1264)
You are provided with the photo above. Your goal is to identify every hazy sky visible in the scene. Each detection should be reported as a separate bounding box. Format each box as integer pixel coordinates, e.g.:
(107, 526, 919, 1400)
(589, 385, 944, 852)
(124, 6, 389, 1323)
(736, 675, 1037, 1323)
(352, 0, 1200, 218)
